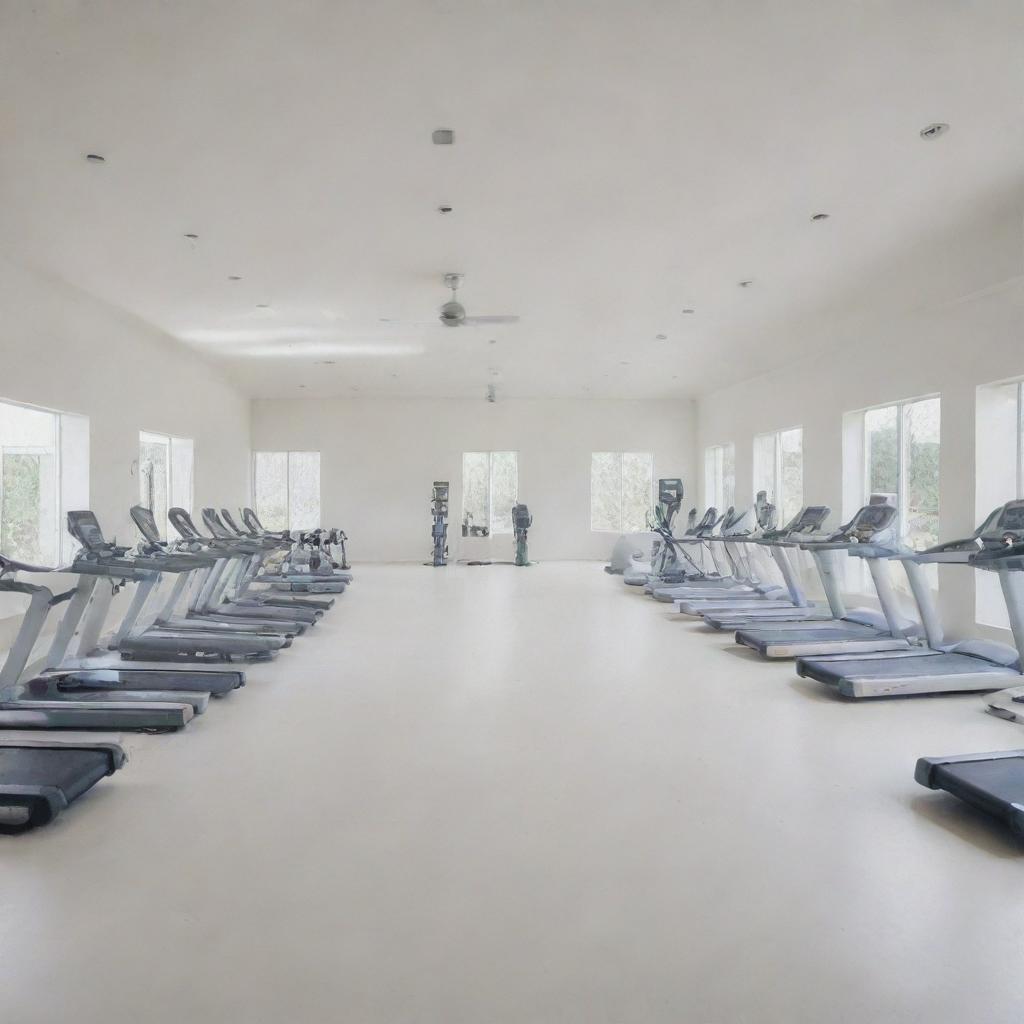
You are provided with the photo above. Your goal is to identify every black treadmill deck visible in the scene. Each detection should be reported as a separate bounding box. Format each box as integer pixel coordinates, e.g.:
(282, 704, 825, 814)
(916, 751, 1024, 837)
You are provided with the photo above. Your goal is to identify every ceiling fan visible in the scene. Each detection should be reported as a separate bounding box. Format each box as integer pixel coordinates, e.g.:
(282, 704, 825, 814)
(438, 273, 520, 328)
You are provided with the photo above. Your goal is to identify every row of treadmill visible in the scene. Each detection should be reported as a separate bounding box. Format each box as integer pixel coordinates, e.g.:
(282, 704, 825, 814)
(0, 504, 352, 833)
(608, 478, 1024, 840)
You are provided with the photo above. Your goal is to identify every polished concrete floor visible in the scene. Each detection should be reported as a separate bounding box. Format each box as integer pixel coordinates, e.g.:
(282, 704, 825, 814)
(3, 562, 1024, 1023)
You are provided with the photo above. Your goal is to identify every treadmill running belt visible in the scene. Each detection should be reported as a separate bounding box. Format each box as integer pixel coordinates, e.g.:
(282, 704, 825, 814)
(799, 652, 1015, 687)
(739, 623, 881, 645)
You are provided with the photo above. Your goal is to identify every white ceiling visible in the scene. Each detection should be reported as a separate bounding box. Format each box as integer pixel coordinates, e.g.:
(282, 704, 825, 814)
(2, 1, 1023, 400)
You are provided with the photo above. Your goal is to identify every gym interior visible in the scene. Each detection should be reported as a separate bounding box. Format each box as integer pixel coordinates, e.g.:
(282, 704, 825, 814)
(2, 3, 1024, 1022)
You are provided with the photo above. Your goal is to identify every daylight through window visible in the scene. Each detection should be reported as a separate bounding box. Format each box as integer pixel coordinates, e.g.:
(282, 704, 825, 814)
(462, 452, 518, 535)
(253, 451, 321, 532)
(139, 431, 194, 538)
(704, 443, 735, 513)
(753, 428, 803, 525)
(590, 452, 654, 532)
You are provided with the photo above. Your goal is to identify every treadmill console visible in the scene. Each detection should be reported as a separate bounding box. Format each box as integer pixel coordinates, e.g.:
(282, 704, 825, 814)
(769, 505, 830, 540)
(846, 502, 897, 543)
(67, 510, 112, 553)
(241, 508, 265, 535)
(168, 507, 203, 541)
(658, 478, 684, 505)
(129, 505, 164, 545)
(202, 508, 236, 540)
(220, 509, 244, 536)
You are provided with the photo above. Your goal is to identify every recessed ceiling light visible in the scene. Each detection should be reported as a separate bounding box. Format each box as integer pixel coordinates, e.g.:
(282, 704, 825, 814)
(655, 334, 668, 341)
(738, 280, 753, 288)
(488, 338, 497, 345)
(391, 373, 398, 378)
(228, 275, 242, 281)
(432, 129, 454, 145)
(184, 233, 198, 240)
(920, 122, 949, 140)
(85, 153, 105, 163)
(298, 384, 307, 389)
(682, 308, 695, 314)
(811, 213, 830, 221)
(315, 360, 336, 365)
(437, 205, 453, 214)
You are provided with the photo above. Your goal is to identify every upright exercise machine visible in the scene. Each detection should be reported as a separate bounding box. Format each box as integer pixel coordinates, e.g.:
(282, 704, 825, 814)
(430, 482, 449, 567)
(512, 504, 532, 566)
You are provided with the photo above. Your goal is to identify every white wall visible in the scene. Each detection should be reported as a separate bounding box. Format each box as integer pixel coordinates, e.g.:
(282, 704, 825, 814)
(0, 256, 252, 634)
(251, 397, 696, 562)
(695, 274, 1024, 639)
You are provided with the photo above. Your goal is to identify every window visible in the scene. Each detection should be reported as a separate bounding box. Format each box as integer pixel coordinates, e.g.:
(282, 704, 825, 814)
(753, 428, 803, 525)
(704, 443, 735, 511)
(590, 452, 654, 532)
(862, 397, 940, 552)
(462, 451, 518, 535)
(975, 379, 1024, 628)
(253, 451, 321, 531)
(139, 431, 194, 537)
(0, 397, 89, 565)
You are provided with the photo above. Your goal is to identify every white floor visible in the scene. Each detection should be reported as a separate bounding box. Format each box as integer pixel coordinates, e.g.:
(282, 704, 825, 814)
(3, 562, 1024, 1023)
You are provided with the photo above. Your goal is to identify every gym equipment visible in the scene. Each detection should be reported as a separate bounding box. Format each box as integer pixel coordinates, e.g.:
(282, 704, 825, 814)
(623, 479, 688, 586)
(0, 731, 126, 833)
(512, 504, 533, 566)
(799, 500, 1024, 698)
(604, 531, 659, 575)
(915, 751, 1024, 837)
(166, 508, 310, 635)
(649, 492, 774, 601)
(237, 509, 347, 593)
(734, 499, 921, 658)
(429, 482, 449, 566)
(82, 508, 290, 663)
(0, 548, 202, 732)
(676, 504, 832, 622)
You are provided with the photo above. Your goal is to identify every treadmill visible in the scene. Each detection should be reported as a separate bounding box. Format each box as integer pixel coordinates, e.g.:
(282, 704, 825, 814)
(798, 500, 1024, 698)
(200, 508, 327, 618)
(679, 504, 833, 623)
(219, 509, 335, 610)
(0, 730, 126, 833)
(650, 492, 779, 602)
(0, 553, 200, 732)
(240, 508, 348, 593)
(915, 537, 1024, 836)
(734, 500, 921, 658)
(61, 510, 287, 666)
(166, 508, 311, 635)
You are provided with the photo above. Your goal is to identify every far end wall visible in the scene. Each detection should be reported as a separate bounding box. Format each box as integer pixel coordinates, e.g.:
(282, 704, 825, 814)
(251, 397, 696, 562)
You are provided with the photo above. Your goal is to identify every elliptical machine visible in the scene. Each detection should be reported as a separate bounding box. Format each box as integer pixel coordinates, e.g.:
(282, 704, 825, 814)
(624, 478, 685, 586)
(429, 482, 449, 567)
(512, 504, 533, 566)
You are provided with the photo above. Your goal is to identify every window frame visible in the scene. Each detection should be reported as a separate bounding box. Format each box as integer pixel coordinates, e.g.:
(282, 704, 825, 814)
(859, 394, 940, 544)
(0, 396, 88, 566)
(589, 451, 655, 533)
(753, 426, 803, 525)
(251, 450, 322, 532)
(139, 429, 194, 537)
(462, 450, 519, 536)
(704, 442, 735, 512)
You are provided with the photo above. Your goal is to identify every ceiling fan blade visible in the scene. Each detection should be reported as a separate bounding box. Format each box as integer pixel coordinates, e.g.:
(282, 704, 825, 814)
(462, 315, 520, 325)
